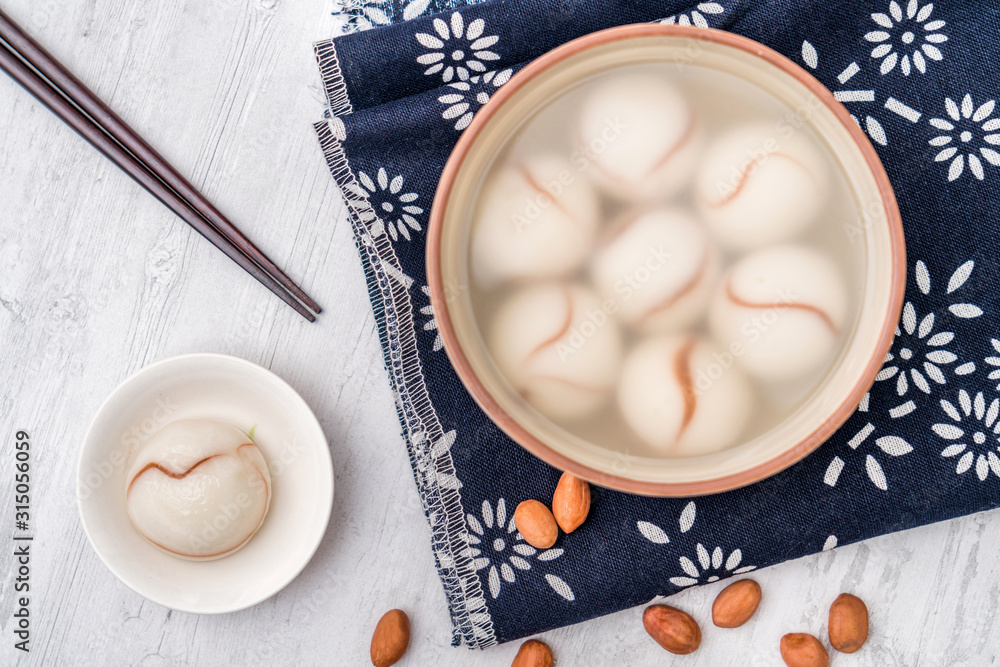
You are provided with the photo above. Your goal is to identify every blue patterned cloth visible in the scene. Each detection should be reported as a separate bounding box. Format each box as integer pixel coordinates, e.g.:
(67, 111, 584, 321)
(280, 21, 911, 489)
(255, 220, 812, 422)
(314, 0, 1000, 648)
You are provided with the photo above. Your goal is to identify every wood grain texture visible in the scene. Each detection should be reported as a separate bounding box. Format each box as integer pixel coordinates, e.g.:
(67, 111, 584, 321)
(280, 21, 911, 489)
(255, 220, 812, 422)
(0, 1, 997, 665)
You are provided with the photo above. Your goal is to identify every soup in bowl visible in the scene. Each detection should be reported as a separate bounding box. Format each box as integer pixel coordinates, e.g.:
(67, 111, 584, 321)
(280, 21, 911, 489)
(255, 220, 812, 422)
(427, 25, 905, 496)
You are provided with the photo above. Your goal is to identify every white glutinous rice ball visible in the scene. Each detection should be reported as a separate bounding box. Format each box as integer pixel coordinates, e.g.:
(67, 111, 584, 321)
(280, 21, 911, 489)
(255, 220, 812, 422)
(695, 122, 828, 251)
(471, 153, 600, 289)
(125, 419, 272, 560)
(489, 282, 622, 421)
(708, 244, 848, 381)
(617, 335, 753, 457)
(590, 208, 718, 333)
(575, 74, 700, 202)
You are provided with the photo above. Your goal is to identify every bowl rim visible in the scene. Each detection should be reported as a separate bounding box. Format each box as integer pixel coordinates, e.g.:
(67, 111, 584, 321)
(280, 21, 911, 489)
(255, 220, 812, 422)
(426, 24, 906, 497)
(76, 352, 335, 613)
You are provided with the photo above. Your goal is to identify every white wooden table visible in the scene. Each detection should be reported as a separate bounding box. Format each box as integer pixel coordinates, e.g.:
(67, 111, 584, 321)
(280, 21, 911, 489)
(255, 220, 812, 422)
(1, 2, 997, 665)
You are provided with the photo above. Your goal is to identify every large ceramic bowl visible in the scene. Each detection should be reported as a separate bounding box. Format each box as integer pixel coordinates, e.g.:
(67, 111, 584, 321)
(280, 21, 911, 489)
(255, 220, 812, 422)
(427, 25, 905, 496)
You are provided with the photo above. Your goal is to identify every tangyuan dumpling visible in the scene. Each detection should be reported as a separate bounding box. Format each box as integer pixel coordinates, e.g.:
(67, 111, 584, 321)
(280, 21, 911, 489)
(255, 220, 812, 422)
(576, 74, 701, 203)
(489, 282, 622, 421)
(125, 419, 271, 560)
(695, 123, 828, 251)
(590, 208, 718, 333)
(471, 153, 600, 289)
(708, 245, 848, 381)
(617, 335, 753, 457)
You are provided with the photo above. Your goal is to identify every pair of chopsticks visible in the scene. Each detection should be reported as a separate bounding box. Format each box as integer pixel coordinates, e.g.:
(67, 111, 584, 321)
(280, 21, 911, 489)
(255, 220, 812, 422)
(0, 9, 321, 321)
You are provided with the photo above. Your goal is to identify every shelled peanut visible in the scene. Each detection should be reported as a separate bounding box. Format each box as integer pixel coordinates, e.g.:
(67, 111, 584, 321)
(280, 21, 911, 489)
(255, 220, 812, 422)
(511, 639, 555, 667)
(370, 609, 409, 667)
(637, 581, 870, 664)
(514, 472, 591, 549)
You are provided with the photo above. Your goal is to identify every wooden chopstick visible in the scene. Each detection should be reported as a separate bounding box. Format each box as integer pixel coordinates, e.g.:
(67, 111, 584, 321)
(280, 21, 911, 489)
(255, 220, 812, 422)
(0, 40, 317, 322)
(0, 8, 321, 320)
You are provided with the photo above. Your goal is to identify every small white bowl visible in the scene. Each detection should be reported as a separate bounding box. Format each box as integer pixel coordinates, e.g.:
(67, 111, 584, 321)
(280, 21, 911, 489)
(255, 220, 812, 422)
(77, 353, 334, 614)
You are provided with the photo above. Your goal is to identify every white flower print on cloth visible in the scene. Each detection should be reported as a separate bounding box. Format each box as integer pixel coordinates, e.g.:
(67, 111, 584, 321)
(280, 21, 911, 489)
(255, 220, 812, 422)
(800, 40, 906, 147)
(929, 95, 1000, 182)
(340, 0, 392, 31)
(465, 498, 574, 601)
(419, 285, 444, 352)
(400, 0, 432, 21)
(637, 501, 697, 545)
(657, 3, 724, 28)
(824, 420, 914, 491)
(339, 0, 451, 31)
(411, 429, 462, 492)
(873, 260, 978, 405)
(354, 168, 424, 241)
(669, 544, 757, 587)
(933, 390, 1000, 481)
(637, 502, 753, 587)
(415, 13, 500, 83)
(984, 340, 1000, 391)
(825, 259, 980, 491)
(438, 68, 513, 131)
(865, 0, 947, 76)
